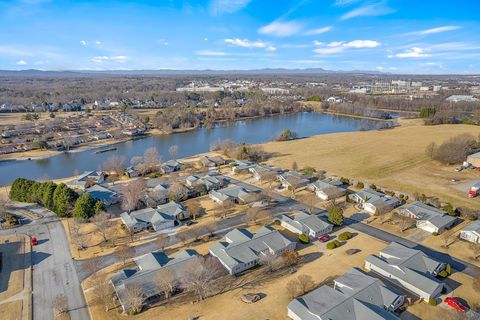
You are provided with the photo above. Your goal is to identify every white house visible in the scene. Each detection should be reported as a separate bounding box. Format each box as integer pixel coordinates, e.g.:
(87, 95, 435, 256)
(280, 211, 332, 238)
(460, 221, 480, 243)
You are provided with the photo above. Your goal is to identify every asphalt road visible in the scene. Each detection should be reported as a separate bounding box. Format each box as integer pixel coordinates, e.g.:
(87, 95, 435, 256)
(0, 204, 89, 320)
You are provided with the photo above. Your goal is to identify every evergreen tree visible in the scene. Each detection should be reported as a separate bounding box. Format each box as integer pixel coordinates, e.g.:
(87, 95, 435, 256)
(53, 183, 78, 217)
(42, 181, 57, 211)
(72, 193, 96, 220)
(327, 206, 344, 226)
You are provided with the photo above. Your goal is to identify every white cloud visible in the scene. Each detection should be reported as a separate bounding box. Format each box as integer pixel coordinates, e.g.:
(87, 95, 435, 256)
(204, 38, 209, 41)
(388, 47, 431, 58)
(224, 38, 268, 48)
(313, 40, 380, 55)
(266, 46, 277, 52)
(410, 25, 462, 36)
(95, 40, 102, 45)
(210, 0, 251, 15)
(258, 21, 303, 37)
(341, 3, 395, 20)
(304, 26, 332, 36)
(91, 55, 128, 63)
(195, 50, 227, 56)
(80, 40, 87, 46)
(334, 0, 360, 6)
(16, 60, 27, 65)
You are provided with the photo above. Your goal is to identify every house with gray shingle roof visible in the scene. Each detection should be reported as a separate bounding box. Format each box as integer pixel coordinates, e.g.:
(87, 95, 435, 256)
(209, 226, 296, 275)
(349, 189, 401, 215)
(199, 155, 225, 167)
(120, 207, 175, 233)
(278, 171, 313, 190)
(209, 186, 257, 205)
(365, 242, 446, 300)
(460, 220, 480, 243)
(157, 201, 188, 221)
(397, 201, 457, 234)
(249, 164, 283, 181)
(84, 184, 119, 206)
(185, 174, 226, 191)
(161, 159, 181, 174)
(66, 170, 105, 190)
(308, 179, 346, 200)
(288, 268, 404, 320)
(111, 249, 198, 312)
(280, 211, 333, 238)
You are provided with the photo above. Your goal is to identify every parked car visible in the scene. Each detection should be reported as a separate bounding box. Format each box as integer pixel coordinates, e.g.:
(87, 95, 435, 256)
(318, 235, 331, 243)
(444, 297, 467, 312)
(31, 236, 38, 246)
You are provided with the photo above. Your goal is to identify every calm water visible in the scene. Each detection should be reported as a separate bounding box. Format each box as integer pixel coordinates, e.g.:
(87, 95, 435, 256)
(0, 112, 388, 185)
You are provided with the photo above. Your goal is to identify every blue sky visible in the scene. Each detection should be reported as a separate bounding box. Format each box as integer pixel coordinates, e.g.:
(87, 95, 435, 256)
(0, 0, 479, 73)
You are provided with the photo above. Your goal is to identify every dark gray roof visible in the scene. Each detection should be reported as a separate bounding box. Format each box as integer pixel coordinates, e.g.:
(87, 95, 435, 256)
(157, 201, 185, 218)
(463, 220, 480, 235)
(281, 211, 332, 234)
(401, 201, 456, 228)
(288, 268, 402, 320)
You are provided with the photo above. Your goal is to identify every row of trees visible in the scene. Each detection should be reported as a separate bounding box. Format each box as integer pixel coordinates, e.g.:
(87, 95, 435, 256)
(425, 133, 480, 164)
(9, 178, 102, 219)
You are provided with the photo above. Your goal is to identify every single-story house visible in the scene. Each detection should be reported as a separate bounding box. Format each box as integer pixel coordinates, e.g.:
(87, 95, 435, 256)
(66, 170, 105, 190)
(209, 226, 296, 275)
(199, 155, 225, 167)
(161, 160, 181, 174)
(280, 211, 333, 238)
(125, 166, 139, 178)
(308, 179, 346, 200)
(365, 242, 446, 300)
(459, 220, 480, 243)
(349, 189, 401, 215)
(209, 186, 257, 205)
(111, 249, 198, 312)
(467, 152, 480, 167)
(121, 207, 175, 232)
(248, 164, 283, 181)
(277, 171, 313, 190)
(185, 174, 226, 191)
(84, 184, 119, 206)
(231, 160, 254, 174)
(327, 96, 344, 103)
(287, 268, 404, 320)
(157, 201, 189, 221)
(397, 201, 457, 234)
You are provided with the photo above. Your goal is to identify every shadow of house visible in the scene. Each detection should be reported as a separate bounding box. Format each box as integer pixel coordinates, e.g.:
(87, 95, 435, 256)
(0, 240, 31, 293)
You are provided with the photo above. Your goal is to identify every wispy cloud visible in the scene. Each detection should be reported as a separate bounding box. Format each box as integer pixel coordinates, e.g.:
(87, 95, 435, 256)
(80, 40, 87, 46)
(313, 39, 381, 55)
(258, 20, 303, 37)
(340, 3, 395, 20)
(304, 26, 333, 36)
(95, 40, 102, 45)
(224, 38, 268, 48)
(91, 55, 128, 63)
(16, 60, 27, 65)
(210, 0, 251, 15)
(388, 47, 431, 58)
(195, 50, 227, 56)
(407, 25, 462, 36)
(334, 0, 360, 6)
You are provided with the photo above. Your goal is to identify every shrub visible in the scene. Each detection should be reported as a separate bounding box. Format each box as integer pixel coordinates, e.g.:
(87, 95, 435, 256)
(340, 177, 350, 185)
(370, 184, 377, 190)
(338, 231, 353, 241)
(445, 263, 451, 275)
(299, 234, 310, 244)
(302, 167, 316, 175)
(420, 107, 436, 118)
(229, 163, 238, 168)
(355, 181, 364, 189)
(326, 240, 341, 249)
(404, 195, 409, 201)
(437, 270, 448, 278)
(442, 203, 457, 216)
(428, 298, 437, 306)
(272, 219, 281, 225)
(432, 232, 439, 236)
(275, 129, 298, 141)
(399, 194, 404, 199)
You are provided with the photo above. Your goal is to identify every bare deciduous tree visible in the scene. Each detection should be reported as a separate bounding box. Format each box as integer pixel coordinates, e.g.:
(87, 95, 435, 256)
(52, 293, 69, 316)
(441, 229, 457, 248)
(245, 207, 261, 225)
(286, 279, 300, 299)
(116, 245, 135, 265)
(155, 234, 168, 251)
(121, 178, 146, 212)
(123, 284, 144, 314)
(155, 268, 176, 299)
(167, 182, 188, 202)
(92, 274, 114, 311)
(296, 274, 315, 295)
(305, 194, 318, 214)
(281, 249, 300, 267)
(425, 142, 437, 159)
(180, 256, 224, 301)
(176, 231, 190, 245)
(259, 251, 278, 273)
(470, 243, 480, 260)
(102, 155, 126, 178)
(144, 147, 161, 173)
(187, 202, 203, 221)
(168, 145, 179, 160)
(91, 212, 113, 243)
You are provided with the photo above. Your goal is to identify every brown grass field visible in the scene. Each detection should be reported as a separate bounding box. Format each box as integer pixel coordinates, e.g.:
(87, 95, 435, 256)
(262, 119, 480, 210)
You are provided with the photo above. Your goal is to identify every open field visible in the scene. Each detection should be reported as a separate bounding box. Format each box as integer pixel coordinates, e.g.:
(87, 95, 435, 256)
(262, 119, 480, 210)
(85, 229, 390, 320)
(0, 111, 84, 125)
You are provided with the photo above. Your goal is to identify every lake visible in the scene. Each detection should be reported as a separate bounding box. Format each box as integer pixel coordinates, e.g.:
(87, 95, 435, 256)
(0, 112, 390, 185)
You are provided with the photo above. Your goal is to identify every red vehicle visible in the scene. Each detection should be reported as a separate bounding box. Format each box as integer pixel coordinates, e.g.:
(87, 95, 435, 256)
(318, 235, 331, 243)
(30, 236, 38, 246)
(444, 297, 467, 312)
